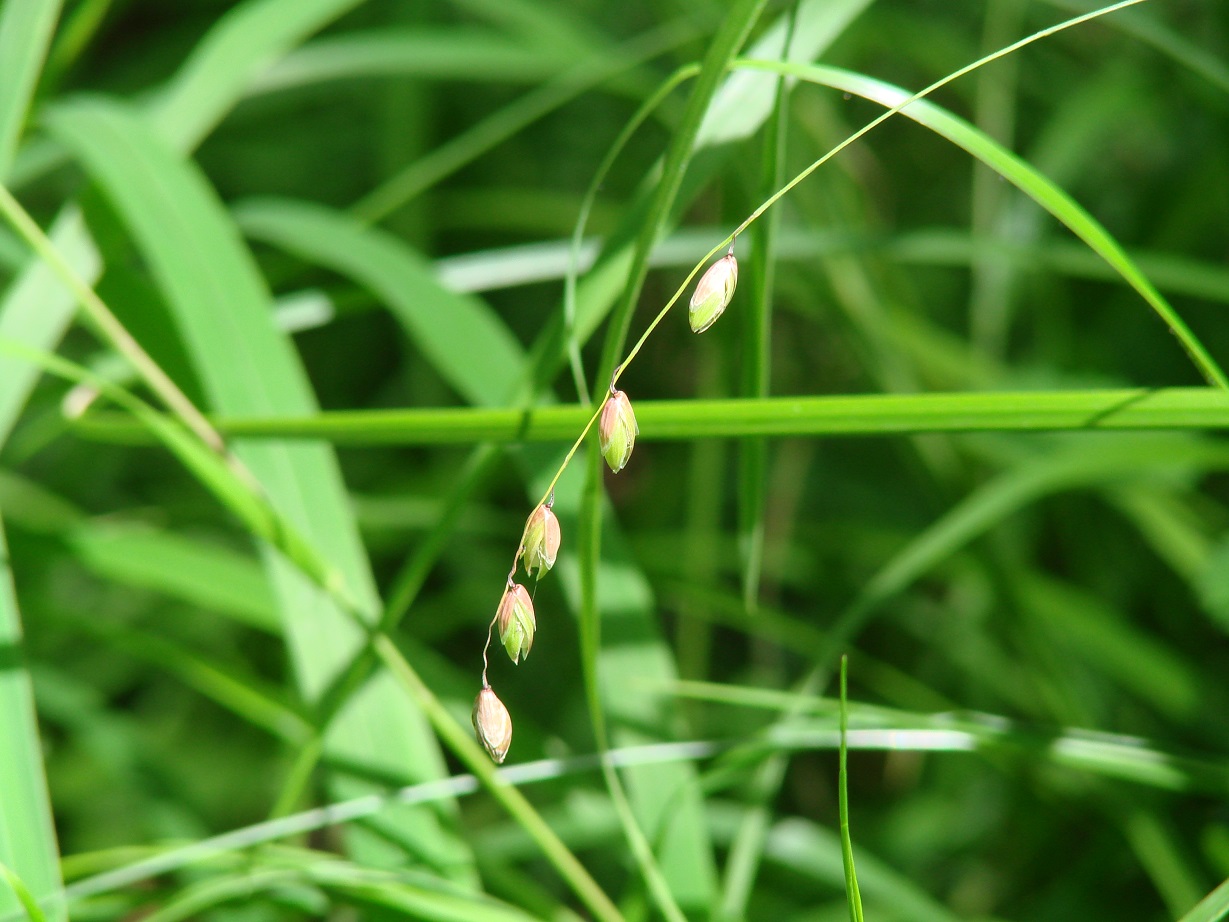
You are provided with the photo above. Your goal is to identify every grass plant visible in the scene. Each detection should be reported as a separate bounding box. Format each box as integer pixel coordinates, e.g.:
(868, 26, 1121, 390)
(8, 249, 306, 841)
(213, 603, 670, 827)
(1, 0, 1228, 920)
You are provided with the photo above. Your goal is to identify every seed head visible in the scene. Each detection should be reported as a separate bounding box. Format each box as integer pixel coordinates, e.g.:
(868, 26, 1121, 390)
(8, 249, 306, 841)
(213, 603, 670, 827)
(497, 582, 536, 664)
(688, 251, 738, 333)
(599, 389, 638, 474)
(522, 503, 561, 578)
(472, 686, 512, 763)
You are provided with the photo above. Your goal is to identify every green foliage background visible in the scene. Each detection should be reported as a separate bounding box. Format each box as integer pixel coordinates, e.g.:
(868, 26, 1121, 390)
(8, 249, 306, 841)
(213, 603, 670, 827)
(1, 0, 1228, 920)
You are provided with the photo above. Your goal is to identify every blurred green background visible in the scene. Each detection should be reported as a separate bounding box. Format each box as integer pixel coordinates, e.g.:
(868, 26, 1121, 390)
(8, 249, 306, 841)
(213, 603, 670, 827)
(1, 0, 1228, 920)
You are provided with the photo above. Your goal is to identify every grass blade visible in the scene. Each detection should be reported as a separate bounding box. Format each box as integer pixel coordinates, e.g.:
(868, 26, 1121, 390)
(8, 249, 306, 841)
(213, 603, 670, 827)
(676, 681, 1229, 794)
(74, 387, 1229, 446)
(694, 0, 873, 148)
(2, 0, 356, 444)
(0, 515, 63, 922)
(0, 0, 61, 179)
(1177, 877, 1229, 922)
(0, 340, 344, 601)
(837, 656, 864, 922)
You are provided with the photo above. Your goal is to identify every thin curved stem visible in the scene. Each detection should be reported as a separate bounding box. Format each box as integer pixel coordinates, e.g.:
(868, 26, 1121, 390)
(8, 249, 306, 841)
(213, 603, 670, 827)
(525, 0, 1163, 534)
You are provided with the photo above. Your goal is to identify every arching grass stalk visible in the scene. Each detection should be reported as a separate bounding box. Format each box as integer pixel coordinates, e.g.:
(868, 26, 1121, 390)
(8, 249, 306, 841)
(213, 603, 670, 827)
(476, 0, 1173, 761)
(615, 0, 1165, 386)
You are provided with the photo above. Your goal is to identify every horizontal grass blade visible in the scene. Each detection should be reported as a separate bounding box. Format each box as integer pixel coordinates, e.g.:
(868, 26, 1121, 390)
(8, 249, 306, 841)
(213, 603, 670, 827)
(73, 387, 1229, 446)
(677, 681, 1229, 794)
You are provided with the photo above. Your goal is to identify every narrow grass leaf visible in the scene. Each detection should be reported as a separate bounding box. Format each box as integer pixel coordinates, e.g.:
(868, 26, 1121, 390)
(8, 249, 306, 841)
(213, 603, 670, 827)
(0, 516, 63, 922)
(568, 456, 698, 922)
(876, 229, 1229, 306)
(10, 0, 365, 192)
(109, 388, 1229, 447)
(82, 619, 311, 744)
(678, 682, 1229, 794)
(1177, 877, 1229, 922)
(843, 435, 1229, 649)
(737, 1, 795, 614)
(2, 0, 351, 448)
(349, 23, 687, 224)
(838, 656, 864, 922)
(707, 804, 965, 922)
(0, 0, 61, 179)
(0, 339, 344, 598)
(1020, 573, 1200, 719)
(41, 0, 111, 88)
(1124, 809, 1207, 917)
(315, 865, 543, 922)
(451, 0, 601, 58)
(130, 868, 306, 922)
(1072, 0, 1229, 96)
(720, 13, 797, 910)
